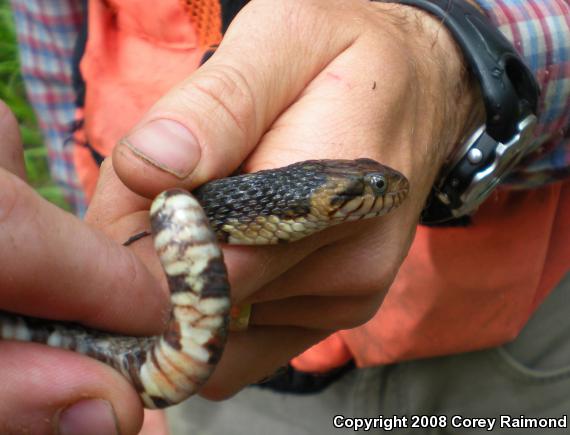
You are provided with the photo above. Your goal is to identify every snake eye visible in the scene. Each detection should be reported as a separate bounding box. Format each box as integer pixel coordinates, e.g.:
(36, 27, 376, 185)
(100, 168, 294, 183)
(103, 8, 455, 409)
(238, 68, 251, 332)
(367, 174, 387, 194)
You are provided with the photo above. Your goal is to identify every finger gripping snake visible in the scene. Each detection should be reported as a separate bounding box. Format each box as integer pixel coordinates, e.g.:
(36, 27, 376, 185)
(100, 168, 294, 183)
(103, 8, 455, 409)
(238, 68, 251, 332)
(0, 159, 409, 409)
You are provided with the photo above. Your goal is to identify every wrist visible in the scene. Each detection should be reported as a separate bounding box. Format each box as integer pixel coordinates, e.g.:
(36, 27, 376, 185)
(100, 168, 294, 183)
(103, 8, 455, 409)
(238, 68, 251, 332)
(380, 1, 483, 154)
(369, 1, 484, 205)
(371, 0, 539, 223)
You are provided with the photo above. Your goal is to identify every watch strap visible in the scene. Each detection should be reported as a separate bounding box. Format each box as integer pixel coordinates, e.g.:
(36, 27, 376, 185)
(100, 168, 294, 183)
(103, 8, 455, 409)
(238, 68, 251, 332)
(372, 0, 540, 224)
(386, 0, 539, 143)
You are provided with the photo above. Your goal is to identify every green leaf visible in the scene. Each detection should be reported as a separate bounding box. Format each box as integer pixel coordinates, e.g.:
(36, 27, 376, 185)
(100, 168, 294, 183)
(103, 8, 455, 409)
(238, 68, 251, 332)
(35, 186, 72, 212)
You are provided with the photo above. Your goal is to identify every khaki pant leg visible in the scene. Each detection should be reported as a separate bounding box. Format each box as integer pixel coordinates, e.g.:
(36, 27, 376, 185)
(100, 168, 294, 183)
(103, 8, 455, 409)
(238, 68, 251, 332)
(167, 273, 570, 435)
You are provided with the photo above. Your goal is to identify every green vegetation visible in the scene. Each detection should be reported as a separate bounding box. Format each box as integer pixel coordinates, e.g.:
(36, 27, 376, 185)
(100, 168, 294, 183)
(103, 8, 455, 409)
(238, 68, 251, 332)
(0, 0, 70, 210)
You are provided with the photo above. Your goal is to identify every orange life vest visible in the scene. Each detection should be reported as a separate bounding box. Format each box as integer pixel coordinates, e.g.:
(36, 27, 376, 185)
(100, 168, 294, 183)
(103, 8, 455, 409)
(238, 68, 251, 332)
(76, 0, 570, 372)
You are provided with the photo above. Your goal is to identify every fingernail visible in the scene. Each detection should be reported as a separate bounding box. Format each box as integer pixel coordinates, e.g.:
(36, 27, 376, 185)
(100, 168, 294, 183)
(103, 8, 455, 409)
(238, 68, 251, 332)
(123, 119, 201, 178)
(58, 399, 119, 435)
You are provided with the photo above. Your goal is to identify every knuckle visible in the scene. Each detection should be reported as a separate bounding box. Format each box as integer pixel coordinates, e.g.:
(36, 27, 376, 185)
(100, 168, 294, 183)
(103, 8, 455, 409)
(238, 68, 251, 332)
(178, 64, 258, 143)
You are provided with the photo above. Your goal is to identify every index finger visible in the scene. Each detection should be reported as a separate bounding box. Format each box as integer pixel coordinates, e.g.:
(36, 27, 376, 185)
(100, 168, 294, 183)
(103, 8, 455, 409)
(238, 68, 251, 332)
(0, 167, 169, 336)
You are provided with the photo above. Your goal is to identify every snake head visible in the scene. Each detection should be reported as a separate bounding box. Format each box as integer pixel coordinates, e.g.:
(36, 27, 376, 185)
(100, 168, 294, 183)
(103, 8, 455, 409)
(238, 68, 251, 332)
(194, 158, 410, 244)
(310, 158, 410, 222)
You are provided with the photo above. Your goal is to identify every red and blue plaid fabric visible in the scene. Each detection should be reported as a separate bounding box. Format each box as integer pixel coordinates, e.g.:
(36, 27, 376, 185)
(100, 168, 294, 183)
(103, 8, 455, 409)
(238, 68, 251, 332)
(9, 0, 570, 213)
(10, 0, 87, 215)
(478, 0, 570, 187)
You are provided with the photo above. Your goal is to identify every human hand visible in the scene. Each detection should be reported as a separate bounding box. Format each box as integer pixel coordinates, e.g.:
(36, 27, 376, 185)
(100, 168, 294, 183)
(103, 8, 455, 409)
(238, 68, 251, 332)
(103, 0, 481, 400)
(0, 101, 169, 434)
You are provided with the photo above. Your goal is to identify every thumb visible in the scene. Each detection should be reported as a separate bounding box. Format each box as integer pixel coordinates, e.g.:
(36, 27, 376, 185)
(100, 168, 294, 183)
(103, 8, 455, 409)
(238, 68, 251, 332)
(113, 1, 360, 197)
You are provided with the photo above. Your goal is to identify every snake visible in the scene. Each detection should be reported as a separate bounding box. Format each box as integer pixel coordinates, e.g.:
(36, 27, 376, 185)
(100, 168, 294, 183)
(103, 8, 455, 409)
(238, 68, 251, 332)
(0, 158, 409, 409)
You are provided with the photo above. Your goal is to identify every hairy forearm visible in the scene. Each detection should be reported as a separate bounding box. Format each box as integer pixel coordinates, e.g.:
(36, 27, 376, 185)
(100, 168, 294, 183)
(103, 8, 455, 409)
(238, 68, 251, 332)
(369, 1, 484, 197)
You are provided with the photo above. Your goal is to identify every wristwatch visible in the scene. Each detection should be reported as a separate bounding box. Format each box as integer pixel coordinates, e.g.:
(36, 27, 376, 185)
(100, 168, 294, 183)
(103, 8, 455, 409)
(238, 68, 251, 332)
(373, 0, 540, 224)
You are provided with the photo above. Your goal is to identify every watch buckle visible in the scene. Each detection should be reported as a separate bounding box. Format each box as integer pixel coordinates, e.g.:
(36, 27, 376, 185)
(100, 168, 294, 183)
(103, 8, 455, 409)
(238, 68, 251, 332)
(453, 114, 538, 217)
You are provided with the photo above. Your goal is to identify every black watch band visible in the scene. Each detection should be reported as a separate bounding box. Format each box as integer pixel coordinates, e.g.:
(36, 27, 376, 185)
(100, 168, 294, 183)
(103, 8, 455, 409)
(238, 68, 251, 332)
(372, 0, 540, 224)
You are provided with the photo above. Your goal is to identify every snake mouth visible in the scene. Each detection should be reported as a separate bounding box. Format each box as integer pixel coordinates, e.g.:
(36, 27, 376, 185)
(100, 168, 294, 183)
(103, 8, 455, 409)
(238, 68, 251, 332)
(332, 190, 407, 221)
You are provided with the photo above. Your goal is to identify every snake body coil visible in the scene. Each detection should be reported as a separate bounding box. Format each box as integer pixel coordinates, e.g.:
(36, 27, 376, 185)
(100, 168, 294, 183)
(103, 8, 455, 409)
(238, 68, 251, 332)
(0, 159, 409, 408)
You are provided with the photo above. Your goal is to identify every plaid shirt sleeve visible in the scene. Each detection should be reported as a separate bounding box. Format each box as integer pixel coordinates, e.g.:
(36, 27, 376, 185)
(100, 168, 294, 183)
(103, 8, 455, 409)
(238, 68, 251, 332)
(475, 0, 570, 187)
(10, 0, 87, 215)
(9, 0, 570, 209)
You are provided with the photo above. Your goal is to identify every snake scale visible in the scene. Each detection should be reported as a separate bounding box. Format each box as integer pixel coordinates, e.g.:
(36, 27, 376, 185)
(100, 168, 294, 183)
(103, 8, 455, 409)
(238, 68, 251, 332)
(0, 158, 409, 409)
